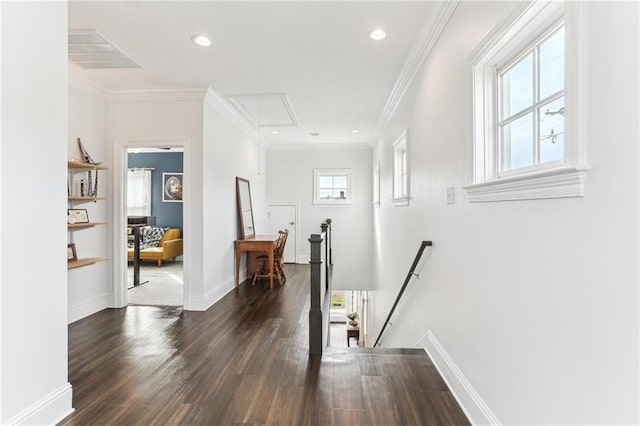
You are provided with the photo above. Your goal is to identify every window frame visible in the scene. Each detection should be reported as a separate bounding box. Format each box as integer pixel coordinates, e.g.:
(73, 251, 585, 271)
(465, 1, 588, 202)
(313, 168, 352, 206)
(391, 129, 409, 206)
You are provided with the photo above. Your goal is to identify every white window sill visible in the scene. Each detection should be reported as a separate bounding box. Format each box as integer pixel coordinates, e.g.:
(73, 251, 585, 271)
(391, 197, 410, 206)
(313, 201, 352, 208)
(463, 167, 588, 203)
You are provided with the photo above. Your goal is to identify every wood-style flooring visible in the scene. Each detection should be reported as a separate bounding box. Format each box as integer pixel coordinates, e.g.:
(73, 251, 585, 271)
(61, 264, 470, 425)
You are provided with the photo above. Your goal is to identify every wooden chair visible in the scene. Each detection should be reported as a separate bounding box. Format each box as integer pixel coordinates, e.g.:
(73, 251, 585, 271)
(252, 229, 288, 286)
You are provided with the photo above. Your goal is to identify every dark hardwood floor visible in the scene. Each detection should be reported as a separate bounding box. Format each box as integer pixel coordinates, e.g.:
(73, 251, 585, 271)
(61, 264, 469, 425)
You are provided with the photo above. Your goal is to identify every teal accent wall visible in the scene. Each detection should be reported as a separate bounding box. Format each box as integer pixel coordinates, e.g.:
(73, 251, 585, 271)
(128, 151, 183, 229)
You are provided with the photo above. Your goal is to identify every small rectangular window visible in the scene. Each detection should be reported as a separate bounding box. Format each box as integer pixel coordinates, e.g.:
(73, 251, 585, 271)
(314, 169, 351, 206)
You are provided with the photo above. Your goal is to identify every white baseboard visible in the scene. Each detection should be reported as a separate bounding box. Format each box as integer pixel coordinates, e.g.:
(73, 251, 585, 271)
(4, 383, 73, 425)
(68, 294, 110, 324)
(186, 275, 235, 311)
(297, 254, 310, 264)
(423, 330, 501, 426)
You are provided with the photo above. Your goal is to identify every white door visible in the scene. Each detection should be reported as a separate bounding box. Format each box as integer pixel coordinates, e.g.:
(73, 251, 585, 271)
(267, 204, 296, 263)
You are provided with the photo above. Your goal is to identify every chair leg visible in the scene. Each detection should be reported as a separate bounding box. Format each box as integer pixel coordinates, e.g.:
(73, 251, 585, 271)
(278, 262, 286, 284)
(157, 259, 162, 267)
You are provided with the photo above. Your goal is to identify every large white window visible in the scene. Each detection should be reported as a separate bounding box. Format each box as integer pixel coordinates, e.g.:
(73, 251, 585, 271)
(498, 24, 564, 174)
(466, 1, 587, 202)
(313, 169, 351, 206)
(392, 130, 409, 206)
(127, 168, 152, 216)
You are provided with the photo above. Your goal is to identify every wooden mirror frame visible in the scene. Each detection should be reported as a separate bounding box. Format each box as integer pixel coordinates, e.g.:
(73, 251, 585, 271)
(236, 177, 255, 239)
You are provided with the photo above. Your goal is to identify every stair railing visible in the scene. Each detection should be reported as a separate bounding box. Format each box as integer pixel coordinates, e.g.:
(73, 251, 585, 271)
(373, 240, 432, 348)
(308, 219, 333, 355)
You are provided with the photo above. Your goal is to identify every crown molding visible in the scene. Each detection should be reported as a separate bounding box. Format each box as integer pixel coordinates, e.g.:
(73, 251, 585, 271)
(371, 0, 460, 146)
(68, 72, 108, 100)
(204, 87, 257, 138)
(107, 86, 209, 103)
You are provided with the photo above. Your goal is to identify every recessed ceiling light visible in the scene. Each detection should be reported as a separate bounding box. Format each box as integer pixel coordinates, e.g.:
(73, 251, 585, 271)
(271, 130, 280, 135)
(351, 129, 360, 133)
(369, 29, 386, 41)
(191, 34, 211, 47)
(309, 132, 320, 136)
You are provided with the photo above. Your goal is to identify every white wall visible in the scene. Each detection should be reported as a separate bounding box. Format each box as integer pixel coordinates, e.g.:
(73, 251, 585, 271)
(202, 94, 266, 301)
(68, 79, 111, 323)
(107, 95, 205, 310)
(0, 1, 73, 423)
(107, 90, 264, 311)
(370, 1, 639, 425)
(266, 146, 373, 291)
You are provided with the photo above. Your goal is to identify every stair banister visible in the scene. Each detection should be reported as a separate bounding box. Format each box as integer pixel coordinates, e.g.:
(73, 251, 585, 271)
(308, 219, 333, 355)
(373, 240, 432, 348)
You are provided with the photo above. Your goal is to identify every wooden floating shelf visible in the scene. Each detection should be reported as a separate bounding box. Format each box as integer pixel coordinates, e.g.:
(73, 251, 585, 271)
(68, 257, 107, 269)
(68, 222, 107, 229)
(68, 196, 107, 202)
(67, 160, 108, 170)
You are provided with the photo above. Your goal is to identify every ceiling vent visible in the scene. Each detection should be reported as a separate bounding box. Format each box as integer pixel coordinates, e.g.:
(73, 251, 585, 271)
(227, 94, 299, 128)
(68, 29, 142, 69)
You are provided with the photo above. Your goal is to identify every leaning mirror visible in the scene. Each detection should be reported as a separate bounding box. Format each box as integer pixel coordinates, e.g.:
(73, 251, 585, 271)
(236, 177, 255, 239)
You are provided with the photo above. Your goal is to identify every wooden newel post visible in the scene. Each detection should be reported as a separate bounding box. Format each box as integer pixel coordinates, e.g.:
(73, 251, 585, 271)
(309, 233, 324, 355)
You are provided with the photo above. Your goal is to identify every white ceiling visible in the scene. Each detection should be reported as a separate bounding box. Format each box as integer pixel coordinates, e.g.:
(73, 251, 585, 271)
(69, 1, 441, 146)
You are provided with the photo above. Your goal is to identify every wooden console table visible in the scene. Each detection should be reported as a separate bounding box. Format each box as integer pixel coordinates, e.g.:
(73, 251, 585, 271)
(235, 235, 278, 289)
(347, 324, 360, 347)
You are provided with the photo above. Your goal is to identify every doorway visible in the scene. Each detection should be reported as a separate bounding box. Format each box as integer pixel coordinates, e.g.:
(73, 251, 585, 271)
(266, 203, 297, 263)
(126, 147, 184, 306)
(113, 139, 190, 308)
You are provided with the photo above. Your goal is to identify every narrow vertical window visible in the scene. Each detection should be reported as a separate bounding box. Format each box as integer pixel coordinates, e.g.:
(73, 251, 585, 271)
(392, 130, 409, 206)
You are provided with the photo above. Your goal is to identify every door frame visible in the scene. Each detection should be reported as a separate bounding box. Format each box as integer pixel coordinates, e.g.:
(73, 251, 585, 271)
(266, 202, 298, 263)
(112, 138, 190, 308)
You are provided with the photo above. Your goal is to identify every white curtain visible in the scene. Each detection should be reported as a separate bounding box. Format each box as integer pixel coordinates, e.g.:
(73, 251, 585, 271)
(127, 169, 152, 216)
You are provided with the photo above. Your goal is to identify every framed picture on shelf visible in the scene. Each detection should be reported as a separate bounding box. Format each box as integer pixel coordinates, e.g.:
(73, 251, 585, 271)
(67, 243, 78, 262)
(68, 208, 89, 223)
(163, 172, 183, 202)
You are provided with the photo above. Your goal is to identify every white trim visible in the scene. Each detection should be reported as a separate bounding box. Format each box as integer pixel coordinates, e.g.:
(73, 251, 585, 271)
(205, 87, 257, 138)
(390, 197, 410, 207)
(564, 1, 589, 168)
(108, 86, 208, 103)
(392, 129, 410, 205)
(187, 275, 235, 311)
(68, 72, 108, 100)
(113, 138, 190, 309)
(68, 293, 111, 324)
(297, 254, 310, 264)
(268, 142, 371, 152)
(424, 331, 501, 426)
(4, 383, 74, 426)
(372, 1, 460, 145)
(464, 167, 587, 202)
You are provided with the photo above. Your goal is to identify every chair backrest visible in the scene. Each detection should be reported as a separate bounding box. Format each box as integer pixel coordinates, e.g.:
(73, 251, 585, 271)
(275, 229, 289, 259)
